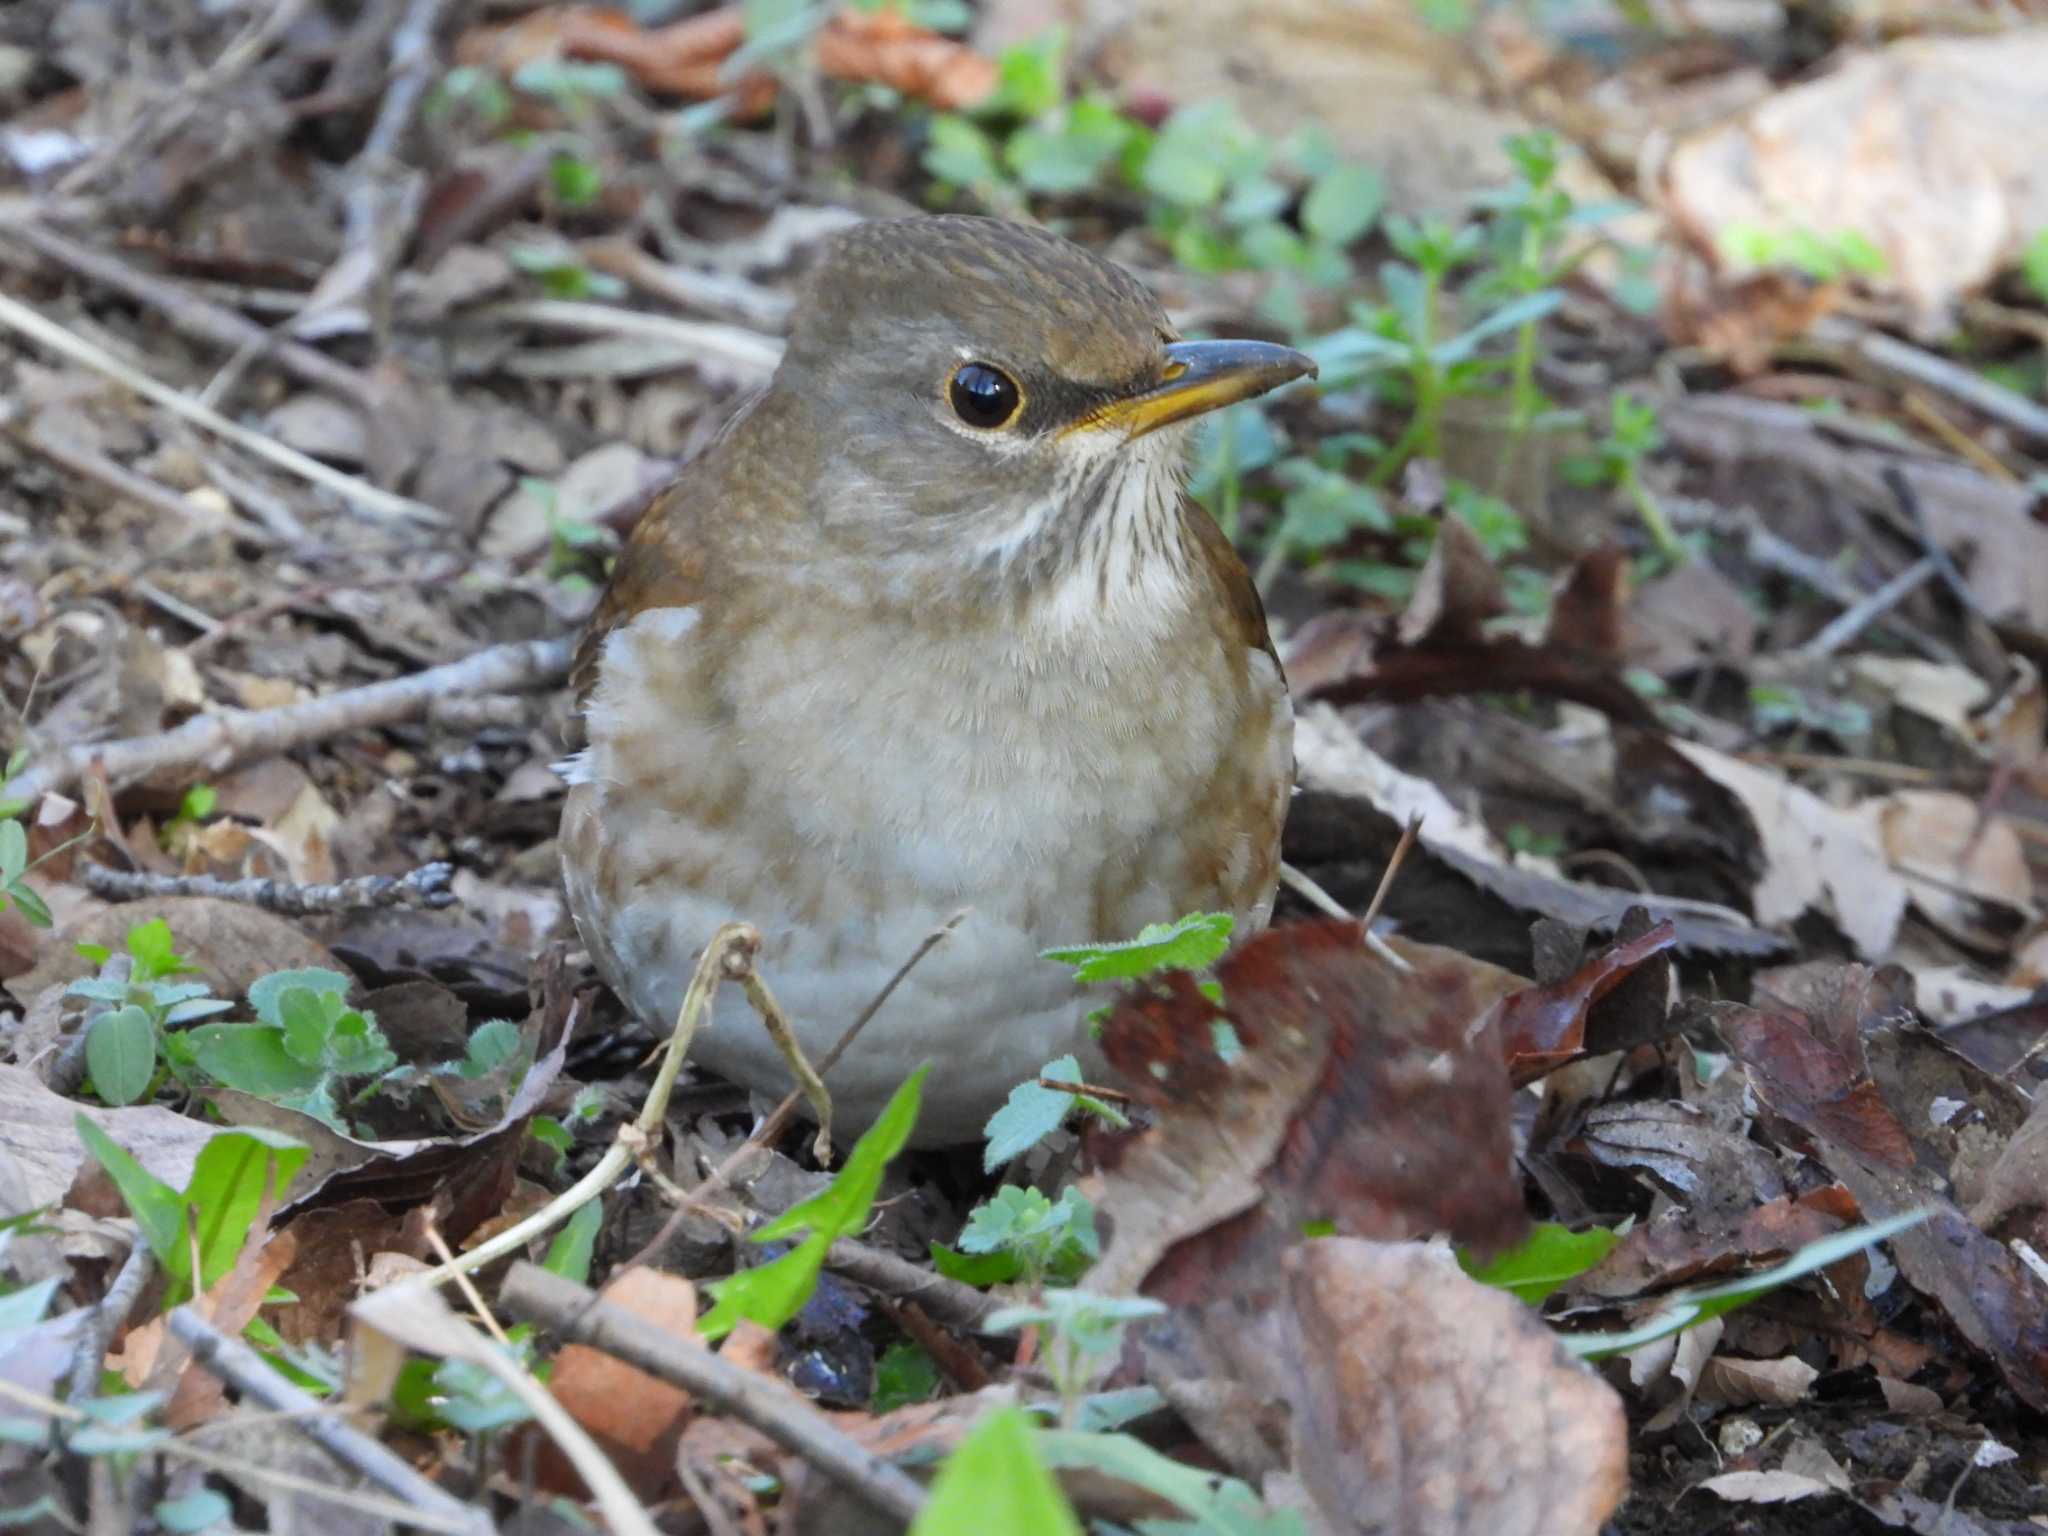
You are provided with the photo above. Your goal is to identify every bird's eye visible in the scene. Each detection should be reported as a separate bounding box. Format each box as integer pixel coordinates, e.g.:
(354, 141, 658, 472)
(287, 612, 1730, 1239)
(947, 362, 1022, 430)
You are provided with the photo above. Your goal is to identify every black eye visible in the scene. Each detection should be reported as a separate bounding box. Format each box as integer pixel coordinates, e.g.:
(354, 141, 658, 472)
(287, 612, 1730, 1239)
(948, 362, 1021, 430)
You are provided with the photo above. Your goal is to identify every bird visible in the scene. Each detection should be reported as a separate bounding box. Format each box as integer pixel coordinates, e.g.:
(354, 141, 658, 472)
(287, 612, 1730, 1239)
(558, 215, 1315, 1146)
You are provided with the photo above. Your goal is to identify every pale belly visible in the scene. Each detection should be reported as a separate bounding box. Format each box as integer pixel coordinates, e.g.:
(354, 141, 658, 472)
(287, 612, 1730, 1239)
(560, 601, 1290, 1146)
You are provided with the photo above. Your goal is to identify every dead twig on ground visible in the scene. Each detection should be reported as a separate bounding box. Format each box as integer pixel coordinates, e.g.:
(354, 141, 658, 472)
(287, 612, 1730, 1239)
(0, 287, 443, 527)
(824, 1237, 1000, 1332)
(499, 1262, 930, 1526)
(4, 636, 572, 803)
(166, 1305, 494, 1536)
(82, 861, 456, 916)
(1814, 315, 2048, 449)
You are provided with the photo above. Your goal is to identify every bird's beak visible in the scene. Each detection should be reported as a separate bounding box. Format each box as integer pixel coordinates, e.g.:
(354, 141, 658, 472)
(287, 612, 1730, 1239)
(1075, 338, 1318, 441)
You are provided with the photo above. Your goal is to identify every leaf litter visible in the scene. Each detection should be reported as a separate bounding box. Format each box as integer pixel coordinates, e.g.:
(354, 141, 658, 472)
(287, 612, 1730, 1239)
(2, 0, 2048, 1531)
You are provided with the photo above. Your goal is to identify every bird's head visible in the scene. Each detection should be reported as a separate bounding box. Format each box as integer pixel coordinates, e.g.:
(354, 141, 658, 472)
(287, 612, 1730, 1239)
(765, 216, 1316, 585)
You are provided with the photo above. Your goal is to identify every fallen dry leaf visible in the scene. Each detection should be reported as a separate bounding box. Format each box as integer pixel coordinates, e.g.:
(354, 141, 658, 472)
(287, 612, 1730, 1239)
(536, 1268, 698, 1500)
(1084, 919, 1527, 1305)
(1195, 1240, 1628, 1536)
(1864, 790, 2035, 950)
(1661, 29, 2048, 325)
(1672, 741, 1907, 960)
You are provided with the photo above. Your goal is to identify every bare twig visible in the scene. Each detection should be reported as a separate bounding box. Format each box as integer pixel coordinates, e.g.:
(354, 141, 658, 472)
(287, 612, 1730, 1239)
(1813, 315, 2048, 447)
(65, 1241, 157, 1407)
(165, 1305, 494, 1536)
(824, 1238, 1000, 1332)
(463, 298, 783, 381)
(1793, 555, 1940, 660)
(0, 287, 443, 526)
(499, 1263, 930, 1526)
(0, 222, 375, 408)
(83, 860, 456, 916)
(4, 635, 572, 802)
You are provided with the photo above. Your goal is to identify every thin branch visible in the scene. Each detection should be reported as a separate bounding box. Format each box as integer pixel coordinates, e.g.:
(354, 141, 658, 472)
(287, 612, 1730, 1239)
(0, 287, 443, 526)
(4, 635, 572, 802)
(1792, 555, 1940, 660)
(824, 1237, 1000, 1332)
(499, 1263, 929, 1526)
(165, 1306, 494, 1536)
(83, 860, 456, 916)
(1814, 315, 2048, 447)
(64, 1240, 157, 1407)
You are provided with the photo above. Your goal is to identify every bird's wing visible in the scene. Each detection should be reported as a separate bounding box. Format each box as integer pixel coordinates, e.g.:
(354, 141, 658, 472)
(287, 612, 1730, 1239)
(568, 480, 715, 709)
(1181, 494, 1283, 676)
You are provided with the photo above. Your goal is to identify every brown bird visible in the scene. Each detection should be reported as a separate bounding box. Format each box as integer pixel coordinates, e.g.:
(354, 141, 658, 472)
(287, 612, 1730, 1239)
(560, 215, 1315, 1144)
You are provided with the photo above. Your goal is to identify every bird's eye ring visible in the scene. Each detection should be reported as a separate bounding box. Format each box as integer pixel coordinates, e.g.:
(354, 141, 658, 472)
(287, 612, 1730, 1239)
(947, 362, 1022, 430)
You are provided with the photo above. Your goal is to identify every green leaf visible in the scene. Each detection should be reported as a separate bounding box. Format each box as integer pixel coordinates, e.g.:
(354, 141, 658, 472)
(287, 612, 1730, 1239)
(548, 152, 603, 208)
(0, 1276, 61, 1333)
(910, 1406, 1082, 1536)
(74, 1116, 186, 1280)
(458, 1019, 524, 1079)
(930, 1241, 1023, 1287)
(985, 30, 1066, 119)
(1301, 163, 1383, 246)
(278, 986, 335, 1065)
(248, 968, 353, 1029)
(543, 1198, 603, 1286)
(753, 1066, 927, 1244)
(2022, 228, 2048, 304)
(154, 1490, 231, 1534)
(0, 820, 23, 884)
(5, 881, 51, 929)
(697, 1067, 927, 1340)
(188, 1024, 324, 1100)
(86, 1005, 158, 1106)
(124, 918, 190, 981)
(184, 1128, 307, 1293)
(1459, 1222, 1620, 1304)
(871, 1340, 941, 1414)
(1563, 1209, 1931, 1359)
(1042, 912, 1234, 984)
(1039, 1430, 1302, 1533)
(924, 114, 1004, 189)
(982, 1054, 1082, 1171)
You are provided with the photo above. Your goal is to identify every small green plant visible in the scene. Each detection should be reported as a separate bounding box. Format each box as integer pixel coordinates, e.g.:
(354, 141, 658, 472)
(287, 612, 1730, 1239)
(76, 1117, 307, 1306)
(987, 1290, 1167, 1429)
(70, 919, 234, 1106)
(949, 1184, 1099, 1288)
(1718, 222, 1888, 283)
(871, 1339, 943, 1413)
(519, 474, 618, 590)
(0, 745, 81, 928)
(1564, 393, 1685, 563)
(911, 1405, 1083, 1536)
(184, 967, 398, 1132)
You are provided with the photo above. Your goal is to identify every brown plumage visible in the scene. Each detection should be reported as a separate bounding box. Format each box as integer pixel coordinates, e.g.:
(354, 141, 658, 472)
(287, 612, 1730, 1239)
(560, 215, 1314, 1144)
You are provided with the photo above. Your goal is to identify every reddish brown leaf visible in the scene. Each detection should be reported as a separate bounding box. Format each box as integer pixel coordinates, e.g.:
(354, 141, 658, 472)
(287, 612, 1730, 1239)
(1494, 920, 1675, 1084)
(1086, 921, 1526, 1307)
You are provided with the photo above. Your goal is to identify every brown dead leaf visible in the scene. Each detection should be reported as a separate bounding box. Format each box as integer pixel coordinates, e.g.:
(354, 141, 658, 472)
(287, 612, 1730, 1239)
(1661, 29, 2048, 326)
(1672, 742, 1908, 960)
(458, 4, 993, 116)
(0, 1063, 220, 1211)
(1493, 919, 1675, 1084)
(1865, 791, 2034, 951)
(537, 1268, 697, 1500)
(1697, 1353, 1820, 1408)
(1193, 1240, 1628, 1536)
(1716, 989, 1918, 1171)
(1084, 920, 1527, 1305)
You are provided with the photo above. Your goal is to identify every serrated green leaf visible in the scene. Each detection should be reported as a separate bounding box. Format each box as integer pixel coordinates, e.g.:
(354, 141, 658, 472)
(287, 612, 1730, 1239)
(871, 1340, 941, 1414)
(247, 968, 353, 1028)
(911, 1407, 1082, 1536)
(1043, 912, 1234, 983)
(982, 1054, 1081, 1171)
(188, 1023, 325, 1100)
(86, 1006, 157, 1106)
